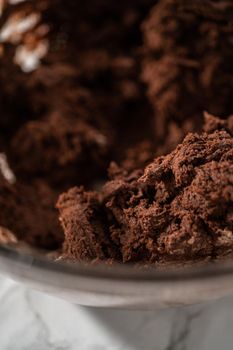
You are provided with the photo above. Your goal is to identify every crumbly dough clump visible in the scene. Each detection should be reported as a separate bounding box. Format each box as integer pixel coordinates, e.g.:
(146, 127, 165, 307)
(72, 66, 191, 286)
(57, 116, 233, 263)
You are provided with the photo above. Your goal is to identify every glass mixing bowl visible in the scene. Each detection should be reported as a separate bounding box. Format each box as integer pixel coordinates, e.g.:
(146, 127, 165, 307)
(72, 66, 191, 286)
(1, 244, 233, 309)
(1, 1, 233, 311)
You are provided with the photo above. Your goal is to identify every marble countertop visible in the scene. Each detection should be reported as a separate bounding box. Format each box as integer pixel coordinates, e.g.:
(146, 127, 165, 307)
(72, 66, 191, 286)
(0, 274, 233, 350)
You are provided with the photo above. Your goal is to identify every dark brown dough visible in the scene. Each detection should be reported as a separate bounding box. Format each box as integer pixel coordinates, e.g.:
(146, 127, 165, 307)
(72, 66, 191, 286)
(10, 112, 110, 187)
(0, 175, 63, 249)
(0, 1, 233, 264)
(141, 0, 233, 153)
(57, 116, 233, 263)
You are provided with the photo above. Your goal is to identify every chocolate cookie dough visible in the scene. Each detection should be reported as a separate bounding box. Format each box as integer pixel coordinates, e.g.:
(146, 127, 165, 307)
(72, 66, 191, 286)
(141, 0, 233, 152)
(57, 116, 233, 263)
(10, 112, 110, 187)
(0, 174, 63, 249)
(0, 0, 233, 265)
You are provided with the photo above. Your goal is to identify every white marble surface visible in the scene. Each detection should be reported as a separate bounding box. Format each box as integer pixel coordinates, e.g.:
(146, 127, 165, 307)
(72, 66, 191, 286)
(0, 274, 233, 350)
